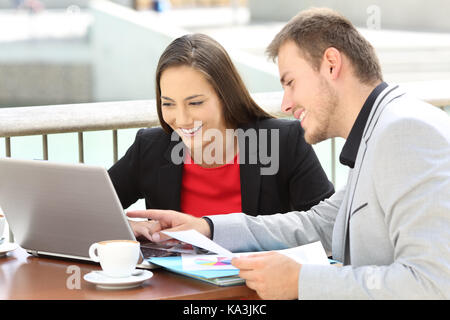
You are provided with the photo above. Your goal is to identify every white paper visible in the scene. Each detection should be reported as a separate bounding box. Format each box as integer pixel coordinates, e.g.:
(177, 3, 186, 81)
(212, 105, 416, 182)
(180, 241, 329, 271)
(161, 229, 234, 257)
(276, 241, 329, 265)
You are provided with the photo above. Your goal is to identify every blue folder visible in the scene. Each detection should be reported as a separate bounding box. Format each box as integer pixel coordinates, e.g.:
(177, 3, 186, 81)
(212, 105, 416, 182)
(148, 256, 244, 286)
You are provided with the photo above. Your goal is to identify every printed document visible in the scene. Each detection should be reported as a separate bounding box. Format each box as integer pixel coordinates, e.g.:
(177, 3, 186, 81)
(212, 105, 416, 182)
(161, 230, 330, 271)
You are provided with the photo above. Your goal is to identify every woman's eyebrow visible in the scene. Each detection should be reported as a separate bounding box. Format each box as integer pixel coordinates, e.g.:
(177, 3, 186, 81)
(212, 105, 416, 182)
(185, 94, 205, 101)
(161, 94, 205, 101)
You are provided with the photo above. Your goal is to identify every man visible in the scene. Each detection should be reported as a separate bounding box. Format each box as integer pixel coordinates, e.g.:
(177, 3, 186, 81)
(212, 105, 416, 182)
(128, 8, 450, 299)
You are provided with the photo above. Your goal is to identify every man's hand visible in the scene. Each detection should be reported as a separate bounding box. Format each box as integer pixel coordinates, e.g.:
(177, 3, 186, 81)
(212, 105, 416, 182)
(126, 209, 211, 242)
(128, 219, 160, 241)
(232, 252, 301, 300)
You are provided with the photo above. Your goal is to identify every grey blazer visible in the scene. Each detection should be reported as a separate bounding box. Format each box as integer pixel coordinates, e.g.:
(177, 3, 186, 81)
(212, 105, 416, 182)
(208, 85, 450, 299)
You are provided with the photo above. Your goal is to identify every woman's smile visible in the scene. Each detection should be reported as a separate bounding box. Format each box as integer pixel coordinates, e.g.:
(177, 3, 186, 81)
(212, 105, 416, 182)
(179, 124, 203, 137)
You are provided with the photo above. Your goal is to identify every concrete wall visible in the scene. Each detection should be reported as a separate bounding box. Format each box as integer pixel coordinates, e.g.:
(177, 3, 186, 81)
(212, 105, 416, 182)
(0, 0, 89, 9)
(90, 0, 279, 101)
(89, 0, 185, 102)
(228, 48, 279, 93)
(0, 63, 92, 107)
(0, 37, 92, 107)
(109, 0, 134, 8)
(248, 0, 450, 32)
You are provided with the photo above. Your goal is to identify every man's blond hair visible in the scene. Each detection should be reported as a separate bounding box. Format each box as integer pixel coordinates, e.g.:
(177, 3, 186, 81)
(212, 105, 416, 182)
(266, 8, 383, 85)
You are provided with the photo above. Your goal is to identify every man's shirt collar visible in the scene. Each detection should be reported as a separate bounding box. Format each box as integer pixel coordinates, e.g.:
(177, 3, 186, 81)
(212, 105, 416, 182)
(339, 82, 388, 168)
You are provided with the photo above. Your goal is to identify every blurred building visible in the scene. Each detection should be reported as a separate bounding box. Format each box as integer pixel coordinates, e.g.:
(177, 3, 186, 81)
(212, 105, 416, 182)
(1, 0, 450, 109)
(248, 0, 450, 32)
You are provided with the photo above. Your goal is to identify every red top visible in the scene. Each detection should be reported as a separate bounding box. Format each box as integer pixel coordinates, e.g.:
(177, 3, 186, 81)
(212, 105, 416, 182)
(180, 153, 242, 217)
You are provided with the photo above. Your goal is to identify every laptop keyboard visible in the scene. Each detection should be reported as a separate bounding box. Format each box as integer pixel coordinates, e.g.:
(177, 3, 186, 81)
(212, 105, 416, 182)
(139, 240, 209, 259)
(140, 246, 178, 258)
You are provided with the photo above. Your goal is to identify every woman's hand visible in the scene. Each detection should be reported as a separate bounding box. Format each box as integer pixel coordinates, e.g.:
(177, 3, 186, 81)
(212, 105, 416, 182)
(126, 209, 211, 242)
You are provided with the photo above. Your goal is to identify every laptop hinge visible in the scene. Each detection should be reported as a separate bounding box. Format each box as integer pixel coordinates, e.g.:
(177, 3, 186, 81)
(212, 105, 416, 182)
(27, 250, 39, 257)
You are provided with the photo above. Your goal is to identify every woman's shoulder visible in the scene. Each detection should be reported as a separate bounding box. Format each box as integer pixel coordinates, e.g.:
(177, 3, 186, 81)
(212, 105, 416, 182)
(136, 126, 176, 142)
(248, 118, 305, 140)
(136, 126, 170, 140)
(252, 117, 302, 130)
(134, 127, 175, 152)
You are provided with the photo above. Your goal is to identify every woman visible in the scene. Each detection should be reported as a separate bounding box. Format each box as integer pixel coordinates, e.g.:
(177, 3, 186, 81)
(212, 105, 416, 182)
(108, 34, 334, 240)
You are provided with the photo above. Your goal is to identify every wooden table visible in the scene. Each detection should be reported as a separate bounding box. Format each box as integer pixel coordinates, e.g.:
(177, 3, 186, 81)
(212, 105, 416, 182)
(0, 247, 259, 300)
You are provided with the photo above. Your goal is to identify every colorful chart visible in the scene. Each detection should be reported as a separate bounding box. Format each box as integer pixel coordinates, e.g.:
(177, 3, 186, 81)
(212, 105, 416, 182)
(194, 257, 232, 266)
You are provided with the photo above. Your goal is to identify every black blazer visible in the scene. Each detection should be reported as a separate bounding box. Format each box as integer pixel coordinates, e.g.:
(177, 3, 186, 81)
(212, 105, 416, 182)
(108, 118, 334, 216)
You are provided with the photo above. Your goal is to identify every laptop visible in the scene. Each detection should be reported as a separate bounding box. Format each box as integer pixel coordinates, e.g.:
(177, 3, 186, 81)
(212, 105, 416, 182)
(0, 157, 195, 269)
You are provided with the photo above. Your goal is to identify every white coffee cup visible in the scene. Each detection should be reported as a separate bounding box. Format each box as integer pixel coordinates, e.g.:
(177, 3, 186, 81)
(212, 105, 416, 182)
(0, 214, 5, 240)
(88, 240, 140, 278)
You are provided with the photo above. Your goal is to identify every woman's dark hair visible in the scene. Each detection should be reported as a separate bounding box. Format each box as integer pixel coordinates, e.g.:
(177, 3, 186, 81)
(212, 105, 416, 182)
(155, 33, 273, 133)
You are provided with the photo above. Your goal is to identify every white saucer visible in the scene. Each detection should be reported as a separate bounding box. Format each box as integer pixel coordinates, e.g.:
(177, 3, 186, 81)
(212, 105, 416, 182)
(83, 269, 153, 290)
(0, 242, 19, 258)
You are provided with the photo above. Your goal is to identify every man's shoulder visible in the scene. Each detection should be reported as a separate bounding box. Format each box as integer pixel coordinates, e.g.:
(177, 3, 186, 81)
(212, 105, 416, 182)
(367, 95, 450, 161)
(380, 94, 450, 137)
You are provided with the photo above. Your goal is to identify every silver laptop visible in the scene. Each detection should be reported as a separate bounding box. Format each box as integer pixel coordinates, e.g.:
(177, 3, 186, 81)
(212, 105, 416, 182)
(0, 158, 193, 269)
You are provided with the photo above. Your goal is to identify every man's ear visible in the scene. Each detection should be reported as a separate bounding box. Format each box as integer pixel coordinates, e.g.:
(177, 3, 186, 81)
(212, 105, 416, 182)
(322, 47, 342, 80)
